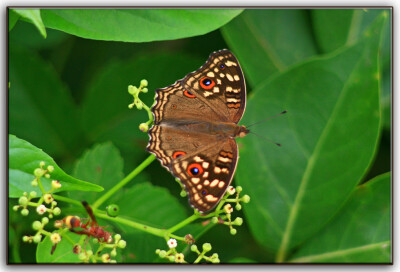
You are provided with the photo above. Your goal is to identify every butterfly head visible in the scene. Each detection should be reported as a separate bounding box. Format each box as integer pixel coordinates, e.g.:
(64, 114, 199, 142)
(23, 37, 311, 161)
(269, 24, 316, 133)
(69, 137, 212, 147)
(238, 125, 250, 138)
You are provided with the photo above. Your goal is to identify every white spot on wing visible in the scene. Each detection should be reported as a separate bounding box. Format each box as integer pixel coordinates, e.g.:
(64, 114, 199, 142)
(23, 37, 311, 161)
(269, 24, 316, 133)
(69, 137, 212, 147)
(205, 194, 218, 202)
(226, 60, 237, 67)
(191, 178, 200, 184)
(210, 179, 219, 187)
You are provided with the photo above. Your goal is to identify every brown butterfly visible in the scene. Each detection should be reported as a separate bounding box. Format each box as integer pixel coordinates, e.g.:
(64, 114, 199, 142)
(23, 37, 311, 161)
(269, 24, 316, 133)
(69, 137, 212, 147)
(146, 49, 248, 213)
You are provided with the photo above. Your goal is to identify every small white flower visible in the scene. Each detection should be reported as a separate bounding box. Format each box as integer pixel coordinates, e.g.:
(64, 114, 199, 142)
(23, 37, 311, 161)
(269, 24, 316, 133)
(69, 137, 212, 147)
(175, 253, 185, 263)
(224, 204, 233, 214)
(43, 194, 53, 204)
(101, 253, 110, 263)
(227, 186, 236, 195)
(51, 180, 62, 189)
(36, 204, 47, 215)
(167, 238, 177, 248)
(50, 233, 61, 244)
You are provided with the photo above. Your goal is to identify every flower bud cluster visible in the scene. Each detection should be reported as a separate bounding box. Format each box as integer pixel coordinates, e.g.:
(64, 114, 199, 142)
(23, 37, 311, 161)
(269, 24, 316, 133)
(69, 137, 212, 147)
(127, 79, 153, 133)
(191, 243, 220, 263)
(155, 238, 188, 263)
(207, 186, 250, 235)
(22, 217, 52, 244)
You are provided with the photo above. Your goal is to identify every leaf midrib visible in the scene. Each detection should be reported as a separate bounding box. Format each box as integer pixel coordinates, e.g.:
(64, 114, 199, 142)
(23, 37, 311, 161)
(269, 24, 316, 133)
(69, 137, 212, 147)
(289, 240, 390, 263)
(276, 47, 367, 262)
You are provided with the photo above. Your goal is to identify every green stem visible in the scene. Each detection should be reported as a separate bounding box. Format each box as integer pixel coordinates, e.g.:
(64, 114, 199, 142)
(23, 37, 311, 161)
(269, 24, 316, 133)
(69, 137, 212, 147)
(168, 233, 185, 242)
(37, 176, 46, 195)
(53, 195, 82, 206)
(92, 155, 156, 209)
(167, 214, 199, 233)
(142, 103, 153, 125)
(95, 212, 166, 238)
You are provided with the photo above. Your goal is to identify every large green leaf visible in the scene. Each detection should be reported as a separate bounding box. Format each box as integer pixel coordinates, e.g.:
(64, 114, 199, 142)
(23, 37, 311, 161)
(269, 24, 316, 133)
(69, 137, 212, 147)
(9, 45, 83, 158)
(107, 182, 193, 262)
(71, 142, 124, 205)
(9, 135, 103, 197)
(221, 9, 318, 87)
(8, 9, 20, 31)
(290, 172, 391, 263)
(235, 12, 386, 261)
(40, 9, 242, 42)
(80, 52, 203, 165)
(111, 182, 187, 229)
(36, 234, 82, 263)
(311, 9, 389, 54)
(12, 8, 47, 38)
(311, 9, 391, 131)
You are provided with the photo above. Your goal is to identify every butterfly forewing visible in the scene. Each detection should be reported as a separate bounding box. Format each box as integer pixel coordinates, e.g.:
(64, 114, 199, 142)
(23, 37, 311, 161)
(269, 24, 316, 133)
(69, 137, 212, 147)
(182, 49, 246, 124)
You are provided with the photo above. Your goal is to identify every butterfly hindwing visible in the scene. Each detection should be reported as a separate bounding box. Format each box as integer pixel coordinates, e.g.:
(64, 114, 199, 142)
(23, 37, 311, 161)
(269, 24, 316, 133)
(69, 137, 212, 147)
(170, 138, 238, 213)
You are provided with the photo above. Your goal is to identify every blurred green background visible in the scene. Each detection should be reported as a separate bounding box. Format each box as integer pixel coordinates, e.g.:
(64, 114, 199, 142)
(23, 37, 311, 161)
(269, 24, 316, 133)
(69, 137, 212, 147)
(8, 9, 391, 263)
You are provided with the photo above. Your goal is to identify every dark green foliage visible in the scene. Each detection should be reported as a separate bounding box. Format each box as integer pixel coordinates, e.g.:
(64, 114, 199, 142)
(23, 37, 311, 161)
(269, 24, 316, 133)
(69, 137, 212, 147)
(8, 8, 391, 264)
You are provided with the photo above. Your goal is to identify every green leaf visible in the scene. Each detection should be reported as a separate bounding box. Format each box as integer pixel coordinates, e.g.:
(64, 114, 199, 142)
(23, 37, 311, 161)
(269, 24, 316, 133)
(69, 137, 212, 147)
(111, 182, 187, 229)
(221, 9, 318, 87)
(312, 9, 392, 131)
(9, 9, 20, 31)
(71, 142, 124, 205)
(37, 234, 82, 263)
(9, 45, 83, 158)
(228, 257, 257, 263)
(381, 68, 391, 130)
(12, 8, 47, 38)
(10, 20, 69, 50)
(40, 9, 242, 42)
(236, 12, 386, 260)
(9, 135, 103, 197)
(311, 9, 390, 54)
(80, 52, 203, 165)
(121, 231, 165, 263)
(290, 172, 391, 263)
(108, 182, 190, 262)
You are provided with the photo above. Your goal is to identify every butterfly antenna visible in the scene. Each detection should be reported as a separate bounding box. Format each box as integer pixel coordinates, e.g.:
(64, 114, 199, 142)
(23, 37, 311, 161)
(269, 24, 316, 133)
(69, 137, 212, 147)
(246, 110, 287, 128)
(250, 131, 282, 147)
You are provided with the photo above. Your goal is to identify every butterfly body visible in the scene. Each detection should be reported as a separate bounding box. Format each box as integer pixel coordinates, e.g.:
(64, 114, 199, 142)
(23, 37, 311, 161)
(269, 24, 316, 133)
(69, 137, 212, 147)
(147, 49, 247, 213)
(160, 119, 248, 138)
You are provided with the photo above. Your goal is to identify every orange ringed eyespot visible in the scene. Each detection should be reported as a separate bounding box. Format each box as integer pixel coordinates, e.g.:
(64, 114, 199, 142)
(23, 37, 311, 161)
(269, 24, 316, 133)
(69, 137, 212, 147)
(183, 90, 196, 98)
(200, 77, 215, 89)
(173, 151, 187, 159)
(187, 163, 203, 176)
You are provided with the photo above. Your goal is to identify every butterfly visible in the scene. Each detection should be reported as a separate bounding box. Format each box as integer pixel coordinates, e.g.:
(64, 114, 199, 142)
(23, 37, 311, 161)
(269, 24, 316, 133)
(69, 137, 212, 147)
(146, 49, 248, 213)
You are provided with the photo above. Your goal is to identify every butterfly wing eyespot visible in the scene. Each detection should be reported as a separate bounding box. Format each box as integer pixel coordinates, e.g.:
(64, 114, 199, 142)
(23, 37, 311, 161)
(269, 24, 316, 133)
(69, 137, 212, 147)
(183, 90, 196, 98)
(187, 163, 204, 176)
(201, 188, 208, 196)
(200, 77, 215, 90)
(173, 151, 187, 159)
(219, 63, 226, 70)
